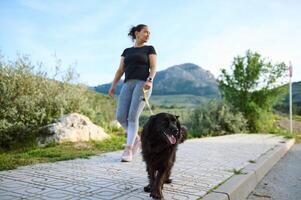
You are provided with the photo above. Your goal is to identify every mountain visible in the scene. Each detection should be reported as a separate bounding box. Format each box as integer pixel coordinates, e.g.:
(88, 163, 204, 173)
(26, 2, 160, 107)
(93, 63, 220, 98)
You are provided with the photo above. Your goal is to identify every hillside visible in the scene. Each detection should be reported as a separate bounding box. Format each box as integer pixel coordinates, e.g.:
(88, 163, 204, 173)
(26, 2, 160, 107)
(275, 81, 301, 115)
(93, 63, 220, 99)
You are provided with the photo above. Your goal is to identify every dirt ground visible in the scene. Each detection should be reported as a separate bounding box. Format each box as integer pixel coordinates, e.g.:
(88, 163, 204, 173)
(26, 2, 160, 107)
(277, 119, 301, 133)
(277, 119, 301, 142)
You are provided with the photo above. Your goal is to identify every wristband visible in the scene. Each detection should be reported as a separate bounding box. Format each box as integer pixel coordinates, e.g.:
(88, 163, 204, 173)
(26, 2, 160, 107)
(146, 77, 153, 82)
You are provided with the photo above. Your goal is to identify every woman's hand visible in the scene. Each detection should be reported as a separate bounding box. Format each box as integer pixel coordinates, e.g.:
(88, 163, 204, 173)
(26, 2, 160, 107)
(108, 86, 115, 97)
(143, 81, 152, 90)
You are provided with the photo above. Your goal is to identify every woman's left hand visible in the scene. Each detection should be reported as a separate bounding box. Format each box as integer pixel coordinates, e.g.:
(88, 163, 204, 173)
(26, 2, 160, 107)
(143, 81, 152, 90)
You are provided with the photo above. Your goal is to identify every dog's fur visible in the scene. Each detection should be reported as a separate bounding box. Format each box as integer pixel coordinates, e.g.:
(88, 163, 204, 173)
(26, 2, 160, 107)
(141, 112, 187, 199)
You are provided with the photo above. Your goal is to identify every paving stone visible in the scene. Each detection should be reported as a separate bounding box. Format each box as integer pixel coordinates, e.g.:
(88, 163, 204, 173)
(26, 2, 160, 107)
(0, 134, 286, 199)
(0, 189, 26, 200)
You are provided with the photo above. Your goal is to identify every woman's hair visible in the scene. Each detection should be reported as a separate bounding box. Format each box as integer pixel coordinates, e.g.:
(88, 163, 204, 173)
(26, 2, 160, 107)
(128, 24, 147, 41)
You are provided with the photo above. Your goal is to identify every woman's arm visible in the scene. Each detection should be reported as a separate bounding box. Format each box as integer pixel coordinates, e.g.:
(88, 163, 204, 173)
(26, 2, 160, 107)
(148, 54, 157, 79)
(108, 57, 125, 97)
(144, 54, 157, 90)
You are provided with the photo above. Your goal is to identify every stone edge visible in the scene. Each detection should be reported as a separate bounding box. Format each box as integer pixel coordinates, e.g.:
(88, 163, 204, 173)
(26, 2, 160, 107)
(202, 138, 295, 200)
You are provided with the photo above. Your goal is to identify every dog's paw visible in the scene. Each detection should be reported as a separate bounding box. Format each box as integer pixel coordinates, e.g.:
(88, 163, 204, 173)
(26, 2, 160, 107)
(144, 184, 151, 193)
(164, 178, 172, 184)
(150, 191, 163, 199)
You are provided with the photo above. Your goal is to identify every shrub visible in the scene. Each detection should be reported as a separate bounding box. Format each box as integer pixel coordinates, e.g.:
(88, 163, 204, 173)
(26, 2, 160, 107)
(0, 54, 115, 149)
(187, 100, 247, 137)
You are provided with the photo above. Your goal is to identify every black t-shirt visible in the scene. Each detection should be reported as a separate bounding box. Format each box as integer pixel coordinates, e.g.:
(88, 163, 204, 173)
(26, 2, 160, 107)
(121, 45, 156, 82)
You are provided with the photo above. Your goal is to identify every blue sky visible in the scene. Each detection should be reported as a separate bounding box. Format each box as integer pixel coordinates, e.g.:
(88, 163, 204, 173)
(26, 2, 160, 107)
(0, 0, 300, 86)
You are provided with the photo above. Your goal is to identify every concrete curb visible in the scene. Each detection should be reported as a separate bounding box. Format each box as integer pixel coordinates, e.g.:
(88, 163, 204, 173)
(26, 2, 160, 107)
(202, 138, 295, 200)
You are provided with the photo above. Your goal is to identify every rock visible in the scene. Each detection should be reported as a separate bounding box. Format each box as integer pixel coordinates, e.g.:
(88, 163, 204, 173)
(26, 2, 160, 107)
(37, 113, 110, 147)
(109, 120, 122, 129)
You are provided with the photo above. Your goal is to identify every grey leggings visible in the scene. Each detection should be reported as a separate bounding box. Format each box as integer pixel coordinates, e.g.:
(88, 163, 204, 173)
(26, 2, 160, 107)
(116, 79, 152, 145)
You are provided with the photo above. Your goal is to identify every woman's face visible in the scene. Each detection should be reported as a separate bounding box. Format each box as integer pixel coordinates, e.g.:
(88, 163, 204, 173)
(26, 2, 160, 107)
(135, 26, 150, 43)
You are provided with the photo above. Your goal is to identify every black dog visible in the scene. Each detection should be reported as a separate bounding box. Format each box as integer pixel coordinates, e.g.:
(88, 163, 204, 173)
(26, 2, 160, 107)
(141, 112, 187, 199)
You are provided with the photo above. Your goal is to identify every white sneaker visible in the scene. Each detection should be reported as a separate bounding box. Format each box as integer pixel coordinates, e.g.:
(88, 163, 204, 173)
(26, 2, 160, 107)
(132, 136, 141, 155)
(121, 146, 132, 162)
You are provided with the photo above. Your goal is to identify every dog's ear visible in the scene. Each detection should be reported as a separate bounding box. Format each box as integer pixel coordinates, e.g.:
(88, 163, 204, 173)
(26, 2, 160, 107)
(175, 117, 182, 141)
(175, 116, 181, 129)
(179, 125, 188, 143)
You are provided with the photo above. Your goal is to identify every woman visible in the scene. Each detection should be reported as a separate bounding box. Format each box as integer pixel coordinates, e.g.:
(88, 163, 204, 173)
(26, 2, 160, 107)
(108, 24, 157, 162)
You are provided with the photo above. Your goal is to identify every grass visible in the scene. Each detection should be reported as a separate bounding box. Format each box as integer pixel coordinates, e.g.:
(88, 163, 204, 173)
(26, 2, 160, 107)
(274, 113, 301, 122)
(150, 94, 210, 108)
(0, 134, 126, 171)
(199, 173, 235, 199)
(272, 113, 301, 142)
(139, 105, 194, 131)
(293, 115, 301, 122)
(227, 168, 247, 175)
(233, 168, 246, 175)
(270, 126, 301, 141)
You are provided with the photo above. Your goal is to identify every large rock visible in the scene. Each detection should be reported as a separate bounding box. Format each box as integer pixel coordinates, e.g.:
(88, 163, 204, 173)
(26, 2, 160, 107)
(37, 113, 110, 147)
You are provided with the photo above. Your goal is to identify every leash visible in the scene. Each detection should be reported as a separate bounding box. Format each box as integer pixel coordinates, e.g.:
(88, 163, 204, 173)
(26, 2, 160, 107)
(142, 88, 154, 115)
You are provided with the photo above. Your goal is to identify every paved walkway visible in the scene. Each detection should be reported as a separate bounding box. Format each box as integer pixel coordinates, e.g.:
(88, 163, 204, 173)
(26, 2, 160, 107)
(0, 134, 288, 200)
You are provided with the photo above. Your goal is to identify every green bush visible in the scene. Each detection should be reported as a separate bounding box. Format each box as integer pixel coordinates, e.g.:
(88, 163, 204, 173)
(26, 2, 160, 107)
(245, 102, 275, 133)
(187, 100, 247, 137)
(139, 115, 150, 128)
(0, 54, 116, 149)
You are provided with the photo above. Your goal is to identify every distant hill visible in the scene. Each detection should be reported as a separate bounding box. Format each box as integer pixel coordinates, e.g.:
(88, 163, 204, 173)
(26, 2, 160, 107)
(275, 81, 301, 115)
(93, 63, 220, 99)
(150, 95, 210, 108)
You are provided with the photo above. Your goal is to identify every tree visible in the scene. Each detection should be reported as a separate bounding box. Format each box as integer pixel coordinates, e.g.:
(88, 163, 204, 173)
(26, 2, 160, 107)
(218, 50, 287, 132)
